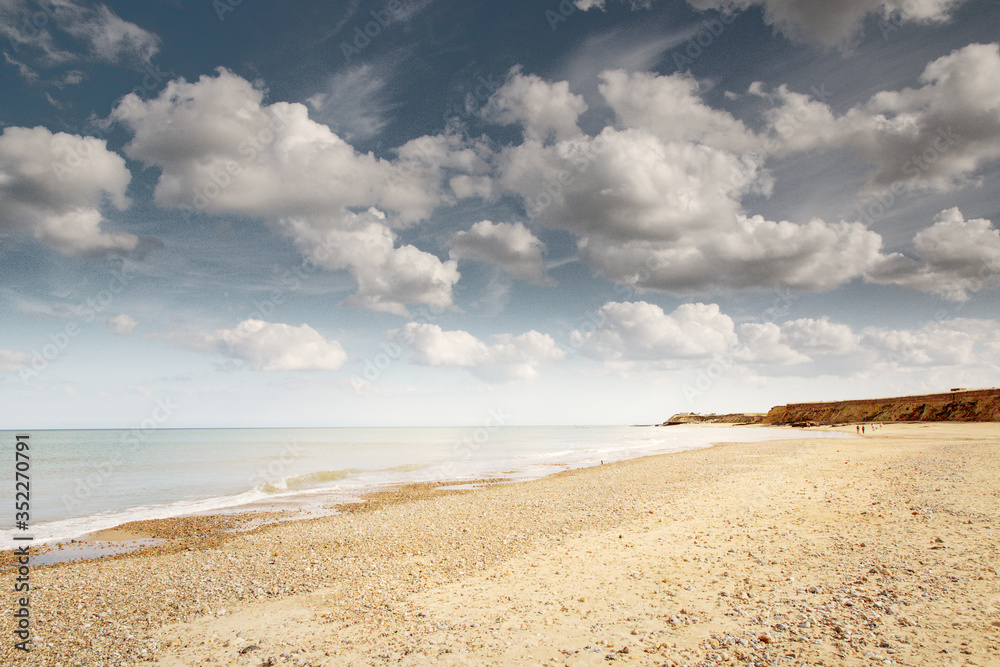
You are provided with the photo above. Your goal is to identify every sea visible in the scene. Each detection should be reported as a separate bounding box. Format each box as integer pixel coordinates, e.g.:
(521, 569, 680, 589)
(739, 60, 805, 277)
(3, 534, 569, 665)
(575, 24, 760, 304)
(1, 425, 849, 549)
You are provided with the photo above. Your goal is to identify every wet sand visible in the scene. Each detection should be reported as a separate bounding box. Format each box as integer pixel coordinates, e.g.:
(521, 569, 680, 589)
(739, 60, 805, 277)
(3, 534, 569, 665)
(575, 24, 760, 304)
(2, 423, 999, 666)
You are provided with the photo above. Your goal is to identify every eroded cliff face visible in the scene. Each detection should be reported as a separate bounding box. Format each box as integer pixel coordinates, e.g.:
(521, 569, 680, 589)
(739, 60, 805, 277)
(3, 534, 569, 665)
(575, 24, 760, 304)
(763, 388, 1000, 424)
(661, 413, 766, 425)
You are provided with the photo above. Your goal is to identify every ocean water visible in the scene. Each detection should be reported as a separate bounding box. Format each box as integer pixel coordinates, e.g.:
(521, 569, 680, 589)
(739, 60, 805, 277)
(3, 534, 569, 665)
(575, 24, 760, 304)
(1, 425, 848, 547)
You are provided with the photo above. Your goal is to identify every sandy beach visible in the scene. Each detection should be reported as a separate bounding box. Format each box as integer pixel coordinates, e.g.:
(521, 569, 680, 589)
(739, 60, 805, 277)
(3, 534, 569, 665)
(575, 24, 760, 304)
(3, 423, 1000, 666)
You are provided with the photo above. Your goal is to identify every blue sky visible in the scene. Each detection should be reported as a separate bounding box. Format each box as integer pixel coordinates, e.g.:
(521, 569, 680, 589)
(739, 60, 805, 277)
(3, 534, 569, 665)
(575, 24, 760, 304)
(1, 0, 998, 428)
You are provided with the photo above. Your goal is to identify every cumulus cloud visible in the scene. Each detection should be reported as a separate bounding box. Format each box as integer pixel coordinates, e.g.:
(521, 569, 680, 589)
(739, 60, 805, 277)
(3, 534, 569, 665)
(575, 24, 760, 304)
(753, 315, 998, 371)
(487, 55, 1000, 299)
(113, 68, 491, 314)
(779, 316, 860, 354)
(755, 44, 1000, 191)
(277, 209, 459, 317)
(113, 68, 485, 226)
(448, 220, 551, 285)
(567, 302, 997, 379)
(599, 70, 758, 152)
(733, 322, 809, 364)
(113, 69, 395, 218)
(572, 301, 738, 360)
(500, 127, 767, 242)
(0, 126, 138, 257)
(198, 319, 348, 372)
(684, 0, 966, 47)
(866, 208, 1000, 301)
(861, 325, 974, 366)
(581, 215, 885, 294)
(844, 43, 1000, 192)
(390, 322, 565, 382)
(107, 314, 139, 335)
(481, 66, 588, 143)
(488, 71, 894, 295)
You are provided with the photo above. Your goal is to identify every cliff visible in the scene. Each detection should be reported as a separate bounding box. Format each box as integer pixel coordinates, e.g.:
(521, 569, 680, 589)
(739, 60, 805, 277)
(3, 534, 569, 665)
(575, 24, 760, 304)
(763, 388, 1000, 425)
(661, 412, 766, 425)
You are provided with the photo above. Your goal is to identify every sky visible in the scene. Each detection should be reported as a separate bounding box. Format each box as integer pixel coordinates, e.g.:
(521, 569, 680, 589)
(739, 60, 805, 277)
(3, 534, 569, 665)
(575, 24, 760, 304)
(0, 0, 998, 429)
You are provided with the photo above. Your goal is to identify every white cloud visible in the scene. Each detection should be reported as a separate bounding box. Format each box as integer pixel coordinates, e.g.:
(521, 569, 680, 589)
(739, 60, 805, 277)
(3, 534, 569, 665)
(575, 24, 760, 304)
(844, 43, 1000, 192)
(448, 175, 495, 200)
(0, 126, 138, 257)
(482, 66, 588, 143)
(861, 326, 974, 366)
(489, 56, 1000, 299)
(107, 314, 139, 335)
(448, 220, 551, 285)
(572, 301, 738, 360)
(754, 44, 1000, 191)
(305, 64, 397, 141)
(779, 317, 860, 354)
(0, 350, 33, 374)
(113, 69, 492, 315)
(114, 68, 483, 226)
(390, 322, 565, 382)
(599, 70, 758, 152)
(113, 69, 393, 217)
(581, 214, 884, 294)
(0, 0, 159, 70)
(734, 322, 810, 364)
(3, 52, 38, 82)
(574, 0, 654, 10)
(743, 315, 998, 372)
(202, 319, 348, 372)
(491, 72, 893, 296)
(755, 84, 842, 155)
(685, 0, 966, 47)
(277, 209, 459, 317)
(569, 302, 999, 377)
(866, 208, 1000, 301)
(61, 3, 160, 64)
(500, 127, 767, 242)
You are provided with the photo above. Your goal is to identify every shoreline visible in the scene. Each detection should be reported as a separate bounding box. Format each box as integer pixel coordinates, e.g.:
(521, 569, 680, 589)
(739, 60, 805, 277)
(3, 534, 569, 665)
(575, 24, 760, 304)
(2, 423, 998, 665)
(1, 424, 839, 566)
